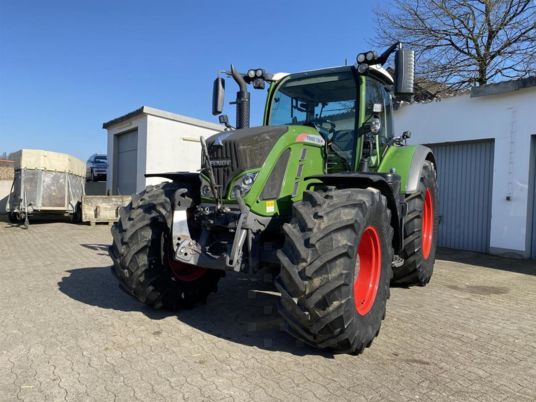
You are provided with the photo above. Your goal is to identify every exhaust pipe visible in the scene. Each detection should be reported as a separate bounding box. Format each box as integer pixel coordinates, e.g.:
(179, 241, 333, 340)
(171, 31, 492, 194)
(230, 65, 250, 129)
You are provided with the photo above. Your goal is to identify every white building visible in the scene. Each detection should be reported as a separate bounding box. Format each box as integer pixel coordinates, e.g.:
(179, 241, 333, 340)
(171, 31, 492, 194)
(395, 77, 536, 258)
(103, 106, 223, 195)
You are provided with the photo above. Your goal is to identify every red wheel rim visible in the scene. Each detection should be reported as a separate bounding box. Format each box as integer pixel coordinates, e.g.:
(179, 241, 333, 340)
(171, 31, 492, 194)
(354, 226, 382, 316)
(166, 256, 206, 282)
(422, 188, 434, 260)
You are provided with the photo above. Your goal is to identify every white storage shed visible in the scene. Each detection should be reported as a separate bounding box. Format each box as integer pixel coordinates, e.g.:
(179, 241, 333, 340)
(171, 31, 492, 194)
(103, 106, 223, 195)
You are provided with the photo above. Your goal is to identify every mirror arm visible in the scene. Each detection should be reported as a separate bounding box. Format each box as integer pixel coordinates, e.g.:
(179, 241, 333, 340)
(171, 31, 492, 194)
(376, 42, 401, 66)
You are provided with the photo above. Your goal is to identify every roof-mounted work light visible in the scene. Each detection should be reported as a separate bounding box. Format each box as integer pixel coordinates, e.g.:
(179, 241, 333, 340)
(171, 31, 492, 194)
(245, 68, 267, 89)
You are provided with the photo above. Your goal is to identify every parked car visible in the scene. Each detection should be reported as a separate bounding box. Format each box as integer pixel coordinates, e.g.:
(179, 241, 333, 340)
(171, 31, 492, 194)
(86, 154, 108, 182)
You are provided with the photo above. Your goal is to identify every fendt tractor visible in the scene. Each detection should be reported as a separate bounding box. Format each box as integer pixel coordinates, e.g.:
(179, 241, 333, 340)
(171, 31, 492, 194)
(110, 43, 438, 354)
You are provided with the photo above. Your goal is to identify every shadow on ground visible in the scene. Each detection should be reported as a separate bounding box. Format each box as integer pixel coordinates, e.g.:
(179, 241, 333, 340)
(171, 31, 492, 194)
(80, 243, 110, 256)
(1, 213, 73, 228)
(58, 265, 329, 357)
(437, 248, 535, 276)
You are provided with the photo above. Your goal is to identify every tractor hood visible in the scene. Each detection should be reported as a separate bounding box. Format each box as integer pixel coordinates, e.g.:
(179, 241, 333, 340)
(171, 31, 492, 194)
(203, 126, 288, 194)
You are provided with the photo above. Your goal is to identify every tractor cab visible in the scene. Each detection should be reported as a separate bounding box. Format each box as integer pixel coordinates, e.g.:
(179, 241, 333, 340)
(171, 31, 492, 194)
(212, 43, 414, 177)
(265, 65, 396, 173)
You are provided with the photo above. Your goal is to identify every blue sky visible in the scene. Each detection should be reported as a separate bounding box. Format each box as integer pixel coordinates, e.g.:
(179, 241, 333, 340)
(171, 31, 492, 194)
(0, 0, 383, 160)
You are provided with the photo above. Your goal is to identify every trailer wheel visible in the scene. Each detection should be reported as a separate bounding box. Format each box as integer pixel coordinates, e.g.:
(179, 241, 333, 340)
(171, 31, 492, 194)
(71, 202, 82, 224)
(109, 182, 223, 309)
(7, 212, 19, 224)
(392, 160, 438, 286)
(276, 188, 393, 354)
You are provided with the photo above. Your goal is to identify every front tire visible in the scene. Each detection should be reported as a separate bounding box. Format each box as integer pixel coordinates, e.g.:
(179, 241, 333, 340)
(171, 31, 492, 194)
(392, 160, 438, 286)
(276, 188, 394, 354)
(109, 182, 223, 309)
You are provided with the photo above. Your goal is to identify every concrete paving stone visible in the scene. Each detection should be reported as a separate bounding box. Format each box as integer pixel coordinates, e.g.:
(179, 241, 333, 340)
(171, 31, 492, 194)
(1, 217, 535, 401)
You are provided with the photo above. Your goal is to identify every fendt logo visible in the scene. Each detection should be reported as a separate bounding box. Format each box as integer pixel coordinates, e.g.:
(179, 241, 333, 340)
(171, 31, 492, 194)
(209, 159, 231, 167)
(296, 133, 325, 147)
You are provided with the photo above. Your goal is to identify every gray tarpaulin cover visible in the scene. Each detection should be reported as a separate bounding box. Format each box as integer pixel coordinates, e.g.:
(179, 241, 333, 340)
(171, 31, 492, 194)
(7, 149, 85, 213)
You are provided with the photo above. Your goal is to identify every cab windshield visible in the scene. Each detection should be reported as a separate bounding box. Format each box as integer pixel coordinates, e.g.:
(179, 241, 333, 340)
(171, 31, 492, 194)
(268, 69, 358, 169)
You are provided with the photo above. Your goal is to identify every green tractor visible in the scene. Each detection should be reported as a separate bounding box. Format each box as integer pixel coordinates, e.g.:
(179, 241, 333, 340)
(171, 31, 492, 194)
(110, 43, 438, 354)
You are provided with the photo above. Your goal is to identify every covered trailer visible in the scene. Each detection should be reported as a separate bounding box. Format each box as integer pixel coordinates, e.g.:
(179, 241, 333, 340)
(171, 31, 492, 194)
(6, 149, 85, 225)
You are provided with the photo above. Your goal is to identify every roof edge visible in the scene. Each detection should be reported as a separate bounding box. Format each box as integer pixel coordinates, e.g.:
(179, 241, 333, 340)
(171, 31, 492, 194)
(102, 106, 223, 131)
(471, 76, 536, 98)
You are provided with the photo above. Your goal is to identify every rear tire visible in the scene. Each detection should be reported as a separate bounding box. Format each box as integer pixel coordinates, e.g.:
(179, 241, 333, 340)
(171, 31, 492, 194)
(392, 160, 438, 286)
(276, 188, 393, 354)
(109, 182, 223, 309)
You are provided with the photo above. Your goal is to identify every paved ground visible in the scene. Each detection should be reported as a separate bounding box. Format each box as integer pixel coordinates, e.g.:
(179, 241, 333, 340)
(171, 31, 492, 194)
(1, 217, 535, 401)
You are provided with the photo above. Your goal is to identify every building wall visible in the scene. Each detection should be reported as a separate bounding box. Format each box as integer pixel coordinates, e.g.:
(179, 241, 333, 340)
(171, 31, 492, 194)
(0, 180, 12, 213)
(144, 115, 221, 187)
(394, 86, 536, 256)
(0, 160, 14, 213)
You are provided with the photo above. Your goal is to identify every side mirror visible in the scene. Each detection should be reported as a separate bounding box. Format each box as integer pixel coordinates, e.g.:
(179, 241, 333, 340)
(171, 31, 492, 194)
(212, 77, 225, 115)
(394, 49, 414, 100)
(218, 114, 233, 130)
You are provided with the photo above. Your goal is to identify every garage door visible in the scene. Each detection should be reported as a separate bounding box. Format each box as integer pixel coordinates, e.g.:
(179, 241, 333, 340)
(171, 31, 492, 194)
(531, 136, 536, 259)
(115, 130, 138, 195)
(532, 165, 536, 258)
(428, 140, 494, 253)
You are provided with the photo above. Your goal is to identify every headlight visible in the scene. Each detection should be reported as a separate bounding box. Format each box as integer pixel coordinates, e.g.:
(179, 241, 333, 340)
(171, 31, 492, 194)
(232, 172, 258, 198)
(201, 184, 212, 197)
(242, 174, 254, 186)
(370, 117, 382, 134)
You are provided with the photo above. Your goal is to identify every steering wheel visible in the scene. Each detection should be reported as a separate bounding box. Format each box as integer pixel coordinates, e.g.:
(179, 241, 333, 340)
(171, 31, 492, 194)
(311, 118, 336, 140)
(332, 129, 354, 147)
(330, 129, 354, 162)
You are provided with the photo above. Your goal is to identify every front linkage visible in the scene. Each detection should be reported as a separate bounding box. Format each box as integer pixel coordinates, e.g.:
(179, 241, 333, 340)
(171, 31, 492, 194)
(171, 186, 275, 273)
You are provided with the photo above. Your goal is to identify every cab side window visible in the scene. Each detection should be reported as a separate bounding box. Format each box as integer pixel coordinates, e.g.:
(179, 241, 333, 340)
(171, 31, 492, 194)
(382, 86, 394, 146)
(365, 77, 394, 151)
(365, 78, 384, 132)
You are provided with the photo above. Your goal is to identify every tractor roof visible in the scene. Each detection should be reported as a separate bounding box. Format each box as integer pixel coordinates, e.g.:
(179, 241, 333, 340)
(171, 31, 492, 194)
(272, 64, 394, 85)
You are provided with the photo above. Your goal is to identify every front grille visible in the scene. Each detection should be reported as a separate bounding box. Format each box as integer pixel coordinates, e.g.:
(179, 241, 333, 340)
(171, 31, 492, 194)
(206, 140, 240, 195)
(203, 126, 288, 196)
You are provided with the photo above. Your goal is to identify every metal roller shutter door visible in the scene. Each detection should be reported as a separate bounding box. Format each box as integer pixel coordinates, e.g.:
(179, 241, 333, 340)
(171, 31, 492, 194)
(532, 168, 536, 258)
(531, 135, 536, 258)
(428, 140, 494, 253)
(115, 130, 138, 195)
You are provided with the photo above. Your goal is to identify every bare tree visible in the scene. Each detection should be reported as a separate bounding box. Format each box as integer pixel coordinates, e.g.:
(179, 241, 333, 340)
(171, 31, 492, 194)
(374, 0, 536, 93)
